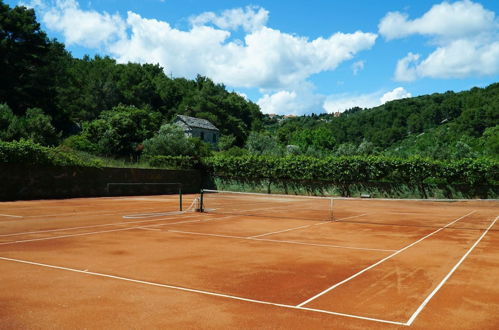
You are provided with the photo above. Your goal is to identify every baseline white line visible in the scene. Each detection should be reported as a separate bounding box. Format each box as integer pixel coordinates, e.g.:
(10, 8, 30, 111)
(296, 210, 476, 307)
(405, 215, 498, 326)
(0, 256, 406, 326)
(167, 229, 396, 252)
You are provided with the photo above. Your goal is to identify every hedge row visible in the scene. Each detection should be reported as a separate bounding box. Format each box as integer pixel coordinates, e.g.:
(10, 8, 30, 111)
(0, 140, 101, 167)
(203, 155, 498, 197)
(2, 141, 497, 198)
(203, 155, 498, 185)
(146, 155, 200, 169)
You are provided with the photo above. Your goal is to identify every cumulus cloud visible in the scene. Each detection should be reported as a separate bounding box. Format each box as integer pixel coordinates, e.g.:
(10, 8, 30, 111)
(109, 15, 377, 90)
(379, 0, 499, 81)
(379, 87, 412, 104)
(379, 0, 496, 41)
(42, 0, 126, 48)
(257, 83, 325, 115)
(189, 6, 269, 32)
(323, 87, 411, 113)
(33, 1, 377, 115)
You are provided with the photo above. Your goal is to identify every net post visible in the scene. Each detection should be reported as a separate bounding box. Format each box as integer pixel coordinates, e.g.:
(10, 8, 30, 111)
(199, 189, 204, 212)
(179, 184, 183, 211)
(330, 197, 334, 221)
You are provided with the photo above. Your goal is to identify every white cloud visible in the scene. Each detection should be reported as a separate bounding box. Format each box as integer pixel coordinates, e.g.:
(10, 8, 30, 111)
(189, 6, 269, 32)
(379, 87, 411, 104)
(394, 52, 420, 81)
(41, 0, 126, 48)
(379, 0, 499, 81)
(257, 84, 325, 115)
(323, 87, 411, 113)
(379, 0, 496, 41)
(352, 60, 365, 75)
(33, 1, 377, 115)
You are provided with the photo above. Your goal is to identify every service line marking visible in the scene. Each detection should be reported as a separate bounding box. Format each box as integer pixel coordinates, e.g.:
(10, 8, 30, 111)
(167, 229, 396, 252)
(0, 212, 201, 237)
(0, 214, 23, 218)
(0, 256, 406, 326)
(296, 210, 476, 307)
(249, 224, 314, 238)
(248, 213, 369, 239)
(405, 215, 498, 326)
(0, 215, 235, 246)
(0, 214, 242, 246)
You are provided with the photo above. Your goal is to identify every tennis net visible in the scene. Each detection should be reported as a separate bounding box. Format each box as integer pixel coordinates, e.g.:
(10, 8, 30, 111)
(199, 190, 498, 230)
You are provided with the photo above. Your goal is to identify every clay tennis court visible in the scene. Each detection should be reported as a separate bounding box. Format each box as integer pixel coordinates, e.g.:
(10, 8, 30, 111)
(0, 192, 498, 329)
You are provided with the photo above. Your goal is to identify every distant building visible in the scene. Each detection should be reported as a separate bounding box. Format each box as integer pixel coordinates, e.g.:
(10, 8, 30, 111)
(172, 115, 220, 146)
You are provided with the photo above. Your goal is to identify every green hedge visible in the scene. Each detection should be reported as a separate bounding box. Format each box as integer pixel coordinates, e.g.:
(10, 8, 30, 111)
(0, 140, 101, 167)
(203, 155, 498, 197)
(146, 155, 200, 169)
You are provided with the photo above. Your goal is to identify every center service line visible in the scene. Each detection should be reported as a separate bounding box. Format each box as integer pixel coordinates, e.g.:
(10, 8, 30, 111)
(0, 256, 406, 326)
(296, 210, 476, 307)
(405, 215, 498, 326)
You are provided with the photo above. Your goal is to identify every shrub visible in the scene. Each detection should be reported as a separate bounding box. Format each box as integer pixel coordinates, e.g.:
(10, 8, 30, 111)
(0, 140, 101, 167)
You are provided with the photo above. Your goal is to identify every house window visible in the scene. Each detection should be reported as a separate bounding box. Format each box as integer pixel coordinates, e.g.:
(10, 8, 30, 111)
(212, 134, 217, 143)
(200, 132, 205, 140)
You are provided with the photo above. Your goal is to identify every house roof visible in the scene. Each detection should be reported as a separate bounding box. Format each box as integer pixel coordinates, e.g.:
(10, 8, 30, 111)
(175, 115, 219, 131)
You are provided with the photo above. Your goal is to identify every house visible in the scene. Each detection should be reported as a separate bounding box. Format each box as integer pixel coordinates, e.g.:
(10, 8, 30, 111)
(173, 115, 220, 146)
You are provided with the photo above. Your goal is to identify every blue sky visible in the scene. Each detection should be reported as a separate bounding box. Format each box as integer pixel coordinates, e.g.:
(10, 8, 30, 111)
(10, 0, 499, 115)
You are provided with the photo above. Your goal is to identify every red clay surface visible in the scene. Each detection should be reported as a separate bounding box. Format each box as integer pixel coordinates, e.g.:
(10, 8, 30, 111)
(0, 195, 498, 329)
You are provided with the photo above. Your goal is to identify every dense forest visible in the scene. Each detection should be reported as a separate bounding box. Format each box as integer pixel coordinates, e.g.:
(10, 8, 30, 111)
(258, 84, 498, 160)
(0, 1, 497, 163)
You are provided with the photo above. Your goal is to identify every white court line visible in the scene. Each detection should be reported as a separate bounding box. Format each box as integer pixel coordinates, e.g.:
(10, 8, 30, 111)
(0, 227, 142, 245)
(167, 229, 396, 252)
(0, 215, 239, 246)
(249, 213, 369, 239)
(0, 216, 226, 246)
(296, 210, 476, 307)
(137, 227, 162, 231)
(249, 224, 314, 238)
(0, 214, 23, 218)
(0, 256, 406, 326)
(405, 215, 498, 326)
(333, 213, 368, 221)
(0, 212, 203, 237)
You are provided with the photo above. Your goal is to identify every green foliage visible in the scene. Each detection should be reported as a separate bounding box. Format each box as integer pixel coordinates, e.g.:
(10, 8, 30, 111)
(82, 105, 161, 157)
(204, 155, 498, 197)
(0, 103, 16, 140)
(0, 104, 58, 145)
(290, 127, 336, 152)
(218, 134, 236, 151)
(23, 108, 59, 145)
(482, 126, 499, 158)
(62, 134, 99, 154)
(217, 146, 249, 157)
(146, 155, 199, 169)
(142, 123, 211, 157)
(0, 139, 101, 167)
(267, 83, 499, 159)
(245, 131, 284, 156)
(0, 2, 71, 127)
